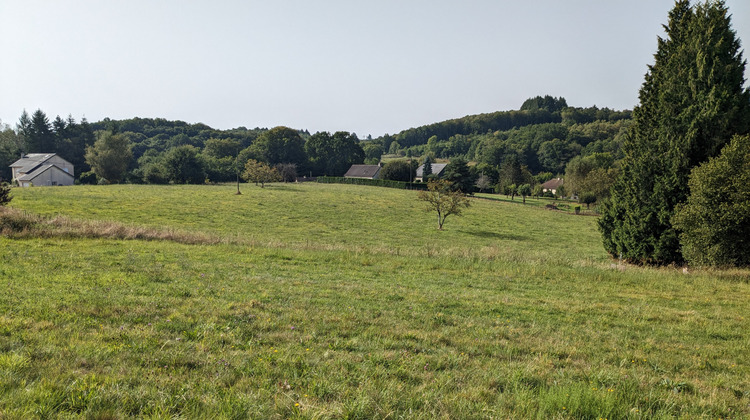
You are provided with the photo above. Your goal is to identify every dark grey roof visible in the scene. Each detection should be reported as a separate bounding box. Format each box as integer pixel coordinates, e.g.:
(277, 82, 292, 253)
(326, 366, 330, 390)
(10, 153, 56, 168)
(17, 164, 74, 181)
(344, 164, 381, 178)
(416, 163, 448, 178)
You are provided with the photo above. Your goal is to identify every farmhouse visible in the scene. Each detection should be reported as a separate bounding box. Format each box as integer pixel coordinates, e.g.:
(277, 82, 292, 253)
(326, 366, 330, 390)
(343, 164, 381, 179)
(9, 154, 74, 187)
(541, 177, 564, 195)
(415, 163, 448, 181)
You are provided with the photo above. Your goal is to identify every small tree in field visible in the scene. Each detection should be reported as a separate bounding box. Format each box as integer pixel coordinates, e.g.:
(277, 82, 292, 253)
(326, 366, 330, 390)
(243, 159, 280, 188)
(517, 183, 531, 204)
(417, 180, 471, 230)
(0, 178, 11, 206)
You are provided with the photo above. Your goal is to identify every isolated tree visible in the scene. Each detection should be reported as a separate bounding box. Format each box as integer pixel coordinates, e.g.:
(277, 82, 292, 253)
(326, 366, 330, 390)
(0, 178, 11, 206)
(517, 183, 532, 204)
(418, 180, 471, 230)
(243, 159, 280, 188)
(599, 0, 750, 264)
(475, 173, 492, 192)
(85, 131, 133, 184)
(672, 135, 750, 266)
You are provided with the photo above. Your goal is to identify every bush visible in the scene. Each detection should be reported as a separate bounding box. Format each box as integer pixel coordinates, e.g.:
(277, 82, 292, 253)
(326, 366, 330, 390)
(78, 171, 98, 185)
(672, 135, 750, 267)
(0, 178, 11, 206)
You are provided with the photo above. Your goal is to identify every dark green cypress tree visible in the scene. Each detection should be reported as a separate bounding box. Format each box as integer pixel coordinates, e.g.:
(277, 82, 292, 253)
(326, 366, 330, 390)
(599, 0, 750, 264)
(423, 156, 433, 178)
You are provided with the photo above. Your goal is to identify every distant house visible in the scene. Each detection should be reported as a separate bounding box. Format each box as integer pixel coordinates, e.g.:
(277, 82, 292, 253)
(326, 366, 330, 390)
(343, 164, 381, 179)
(10, 154, 74, 187)
(541, 177, 564, 195)
(415, 163, 448, 181)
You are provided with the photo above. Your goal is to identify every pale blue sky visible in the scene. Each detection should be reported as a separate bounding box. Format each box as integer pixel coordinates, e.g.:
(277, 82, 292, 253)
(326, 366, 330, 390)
(2, 1, 749, 137)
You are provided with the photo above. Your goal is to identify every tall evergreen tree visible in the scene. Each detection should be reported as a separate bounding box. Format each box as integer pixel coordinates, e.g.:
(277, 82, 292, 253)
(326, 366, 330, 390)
(422, 156, 433, 178)
(599, 0, 750, 264)
(27, 109, 55, 153)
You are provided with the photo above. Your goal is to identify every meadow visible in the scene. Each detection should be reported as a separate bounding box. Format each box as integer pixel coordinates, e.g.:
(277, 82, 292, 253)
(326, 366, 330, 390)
(1, 183, 748, 419)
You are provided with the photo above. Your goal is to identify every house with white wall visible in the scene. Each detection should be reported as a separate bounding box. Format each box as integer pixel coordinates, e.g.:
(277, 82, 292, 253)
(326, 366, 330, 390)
(9, 154, 74, 187)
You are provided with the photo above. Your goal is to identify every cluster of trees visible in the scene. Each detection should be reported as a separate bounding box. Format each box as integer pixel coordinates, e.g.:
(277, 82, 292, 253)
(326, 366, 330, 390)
(0, 112, 95, 179)
(2, 113, 368, 184)
(599, 0, 750, 267)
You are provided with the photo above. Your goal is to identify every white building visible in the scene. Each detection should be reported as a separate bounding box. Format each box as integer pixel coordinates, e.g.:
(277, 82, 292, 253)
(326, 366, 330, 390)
(9, 154, 75, 187)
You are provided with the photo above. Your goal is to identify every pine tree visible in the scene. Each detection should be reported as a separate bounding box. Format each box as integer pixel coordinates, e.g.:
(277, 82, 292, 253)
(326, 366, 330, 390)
(599, 0, 750, 264)
(27, 109, 55, 153)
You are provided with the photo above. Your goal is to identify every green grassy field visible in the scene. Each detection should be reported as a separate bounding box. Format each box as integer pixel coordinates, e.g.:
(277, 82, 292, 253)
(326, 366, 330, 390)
(1, 183, 748, 419)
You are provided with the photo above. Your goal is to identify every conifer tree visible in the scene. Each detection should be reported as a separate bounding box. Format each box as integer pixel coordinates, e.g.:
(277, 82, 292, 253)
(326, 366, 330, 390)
(599, 0, 750, 264)
(422, 156, 433, 178)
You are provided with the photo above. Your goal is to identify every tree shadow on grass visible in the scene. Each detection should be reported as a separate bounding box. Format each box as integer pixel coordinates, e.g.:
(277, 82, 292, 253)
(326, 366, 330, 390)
(461, 230, 528, 241)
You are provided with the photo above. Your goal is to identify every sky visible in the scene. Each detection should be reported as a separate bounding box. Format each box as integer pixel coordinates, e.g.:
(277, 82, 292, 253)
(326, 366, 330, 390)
(2, 1, 749, 138)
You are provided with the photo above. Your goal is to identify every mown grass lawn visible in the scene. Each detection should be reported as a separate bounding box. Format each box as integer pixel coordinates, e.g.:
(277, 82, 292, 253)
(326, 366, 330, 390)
(1, 183, 748, 419)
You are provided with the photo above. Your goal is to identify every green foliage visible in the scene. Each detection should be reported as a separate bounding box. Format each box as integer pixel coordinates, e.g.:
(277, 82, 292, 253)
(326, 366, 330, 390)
(164, 145, 205, 184)
(77, 171, 97, 185)
(84, 131, 133, 184)
(243, 159, 280, 188)
(672, 135, 750, 266)
(25, 109, 55, 152)
(565, 153, 617, 203)
(247, 126, 307, 166)
(517, 183, 532, 204)
(599, 0, 750, 264)
(520, 95, 568, 113)
(417, 179, 471, 229)
(422, 156, 433, 177)
(380, 160, 415, 182)
(0, 123, 22, 180)
(443, 158, 477, 193)
(305, 131, 364, 176)
(0, 178, 11, 206)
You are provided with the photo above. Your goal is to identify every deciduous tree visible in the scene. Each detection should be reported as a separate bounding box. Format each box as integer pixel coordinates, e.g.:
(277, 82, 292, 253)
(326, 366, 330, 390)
(243, 159, 280, 188)
(164, 145, 205, 184)
(417, 180, 471, 230)
(305, 131, 364, 176)
(85, 131, 133, 184)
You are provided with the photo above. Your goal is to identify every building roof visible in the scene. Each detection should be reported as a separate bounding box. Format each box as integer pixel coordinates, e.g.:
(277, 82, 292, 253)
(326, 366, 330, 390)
(416, 163, 448, 178)
(541, 178, 564, 190)
(344, 164, 381, 178)
(16, 164, 74, 181)
(10, 153, 57, 168)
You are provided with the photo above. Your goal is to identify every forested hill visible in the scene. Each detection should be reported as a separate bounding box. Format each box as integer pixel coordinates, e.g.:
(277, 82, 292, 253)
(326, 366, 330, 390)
(2, 95, 630, 185)
(367, 96, 632, 175)
(89, 117, 269, 161)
